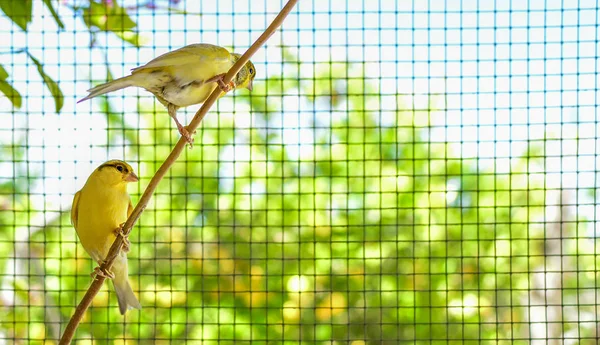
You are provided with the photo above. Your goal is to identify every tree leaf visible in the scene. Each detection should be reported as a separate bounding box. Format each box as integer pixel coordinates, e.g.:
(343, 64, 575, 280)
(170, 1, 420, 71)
(82, 0, 143, 46)
(26, 53, 64, 113)
(0, 0, 33, 31)
(0, 65, 8, 80)
(114, 30, 147, 47)
(0, 65, 22, 108)
(83, 1, 136, 31)
(0, 82, 22, 108)
(42, 0, 65, 29)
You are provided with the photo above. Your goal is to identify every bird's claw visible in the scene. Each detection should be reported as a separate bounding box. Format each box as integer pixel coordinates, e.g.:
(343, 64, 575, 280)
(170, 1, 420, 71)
(167, 104, 194, 147)
(208, 73, 235, 93)
(113, 223, 130, 253)
(92, 265, 115, 280)
(218, 80, 235, 93)
(177, 123, 194, 147)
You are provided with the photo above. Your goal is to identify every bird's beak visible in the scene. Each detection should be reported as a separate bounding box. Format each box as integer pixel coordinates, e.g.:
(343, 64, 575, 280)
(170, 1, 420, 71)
(124, 172, 139, 182)
(246, 80, 253, 92)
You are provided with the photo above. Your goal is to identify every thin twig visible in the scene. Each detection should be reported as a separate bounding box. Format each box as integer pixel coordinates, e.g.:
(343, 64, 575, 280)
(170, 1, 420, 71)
(58, 0, 298, 343)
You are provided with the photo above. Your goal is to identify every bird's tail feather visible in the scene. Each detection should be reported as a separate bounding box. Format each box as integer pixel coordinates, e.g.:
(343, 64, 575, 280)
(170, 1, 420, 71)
(113, 276, 141, 315)
(77, 75, 136, 103)
(112, 258, 141, 315)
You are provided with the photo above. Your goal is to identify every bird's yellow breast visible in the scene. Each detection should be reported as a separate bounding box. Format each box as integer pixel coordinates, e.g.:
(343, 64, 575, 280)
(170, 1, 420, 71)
(75, 182, 130, 263)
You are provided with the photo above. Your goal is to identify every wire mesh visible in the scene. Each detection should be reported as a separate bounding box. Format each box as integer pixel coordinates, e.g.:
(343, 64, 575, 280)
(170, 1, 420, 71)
(0, 0, 599, 343)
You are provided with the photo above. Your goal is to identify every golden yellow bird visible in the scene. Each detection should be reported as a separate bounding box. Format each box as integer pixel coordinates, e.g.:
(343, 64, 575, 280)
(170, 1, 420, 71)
(71, 160, 141, 315)
(78, 43, 256, 144)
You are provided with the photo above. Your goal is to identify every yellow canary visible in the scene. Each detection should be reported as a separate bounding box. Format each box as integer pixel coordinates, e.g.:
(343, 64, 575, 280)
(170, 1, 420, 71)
(78, 43, 256, 144)
(71, 160, 141, 315)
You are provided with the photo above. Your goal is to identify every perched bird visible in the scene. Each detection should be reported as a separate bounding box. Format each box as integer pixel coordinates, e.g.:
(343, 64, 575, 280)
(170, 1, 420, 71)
(71, 160, 141, 315)
(78, 43, 256, 144)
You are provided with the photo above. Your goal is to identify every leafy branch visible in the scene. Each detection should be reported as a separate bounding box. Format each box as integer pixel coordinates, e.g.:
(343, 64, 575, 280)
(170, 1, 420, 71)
(58, 0, 299, 343)
(0, 0, 167, 113)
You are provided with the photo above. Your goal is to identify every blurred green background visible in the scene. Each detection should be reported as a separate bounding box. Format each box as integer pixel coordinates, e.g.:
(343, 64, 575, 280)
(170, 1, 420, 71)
(1, 0, 599, 344)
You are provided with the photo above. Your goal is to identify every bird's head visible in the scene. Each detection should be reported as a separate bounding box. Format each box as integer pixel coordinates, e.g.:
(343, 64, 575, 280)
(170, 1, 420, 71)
(231, 53, 256, 92)
(92, 160, 138, 186)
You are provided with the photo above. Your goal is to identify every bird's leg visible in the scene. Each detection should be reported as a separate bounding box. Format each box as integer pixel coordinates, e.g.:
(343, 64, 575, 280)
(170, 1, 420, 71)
(207, 73, 235, 93)
(167, 103, 194, 146)
(91, 263, 115, 280)
(113, 222, 130, 253)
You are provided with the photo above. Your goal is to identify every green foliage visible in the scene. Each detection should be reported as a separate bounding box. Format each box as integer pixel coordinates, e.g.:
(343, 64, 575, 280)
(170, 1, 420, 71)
(0, 1, 58, 111)
(42, 0, 65, 29)
(0, 0, 150, 112)
(0, 0, 32, 30)
(0, 64, 22, 108)
(82, 0, 146, 47)
(0, 50, 63, 112)
(27, 52, 64, 113)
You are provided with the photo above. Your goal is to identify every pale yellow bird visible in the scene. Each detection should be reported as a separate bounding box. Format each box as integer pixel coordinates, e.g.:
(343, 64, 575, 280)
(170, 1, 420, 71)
(71, 160, 141, 315)
(78, 43, 256, 144)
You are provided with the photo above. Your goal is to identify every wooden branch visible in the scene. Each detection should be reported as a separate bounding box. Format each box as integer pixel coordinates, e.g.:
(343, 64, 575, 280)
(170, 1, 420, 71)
(59, 0, 298, 343)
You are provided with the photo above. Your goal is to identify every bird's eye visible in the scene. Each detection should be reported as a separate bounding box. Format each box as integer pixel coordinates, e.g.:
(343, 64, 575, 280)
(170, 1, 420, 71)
(116, 165, 124, 172)
(249, 68, 254, 75)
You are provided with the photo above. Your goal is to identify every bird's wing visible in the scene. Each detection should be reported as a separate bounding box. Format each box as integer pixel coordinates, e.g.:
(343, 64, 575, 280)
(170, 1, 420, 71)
(127, 199, 134, 218)
(71, 191, 81, 228)
(132, 44, 232, 73)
